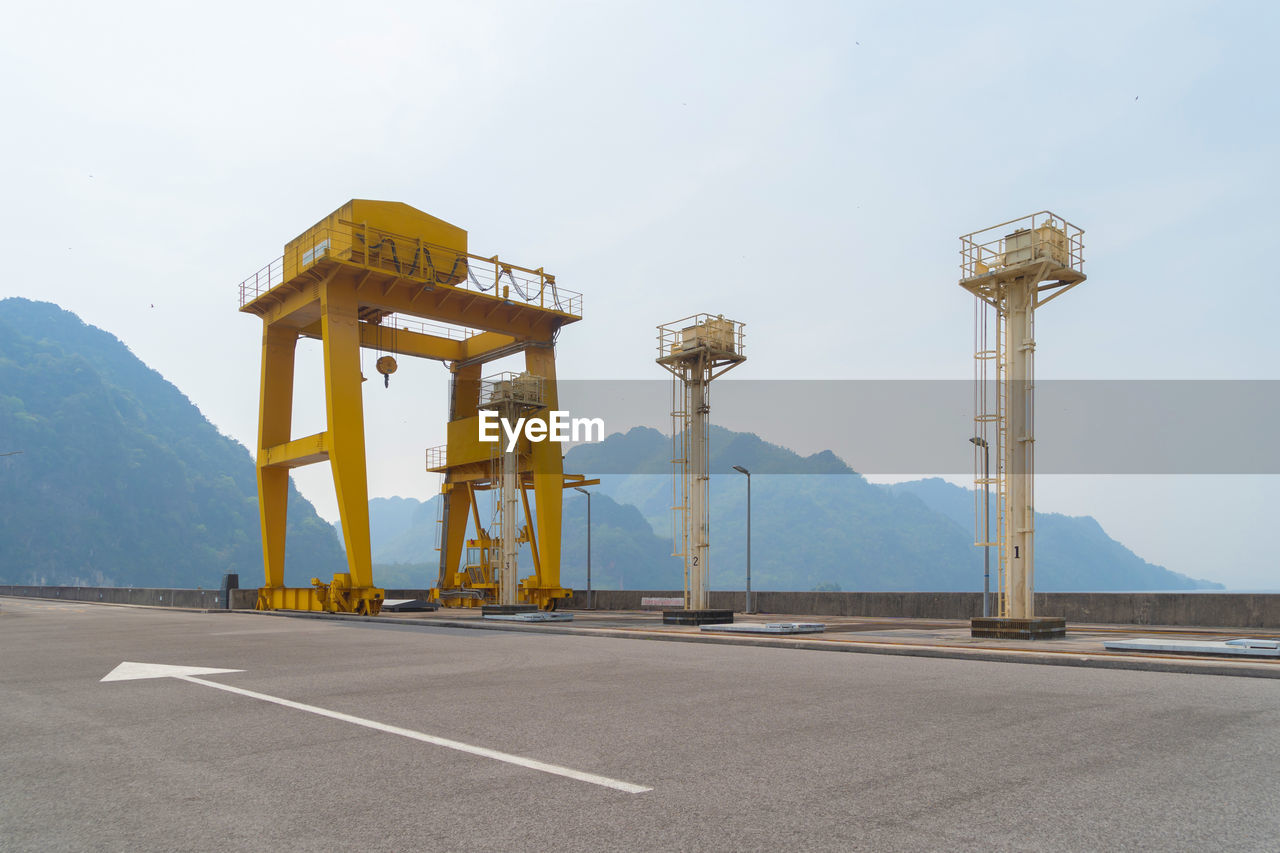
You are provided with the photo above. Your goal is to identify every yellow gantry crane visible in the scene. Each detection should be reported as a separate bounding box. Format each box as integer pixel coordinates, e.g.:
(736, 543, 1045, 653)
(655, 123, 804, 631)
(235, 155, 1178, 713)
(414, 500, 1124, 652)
(238, 200, 585, 614)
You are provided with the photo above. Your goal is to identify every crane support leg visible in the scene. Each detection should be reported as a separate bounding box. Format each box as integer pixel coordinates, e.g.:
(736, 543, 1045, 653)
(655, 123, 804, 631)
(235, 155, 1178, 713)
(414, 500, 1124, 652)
(252, 292, 384, 615)
(434, 364, 482, 603)
(319, 283, 382, 613)
(437, 481, 473, 592)
(256, 325, 298, 590)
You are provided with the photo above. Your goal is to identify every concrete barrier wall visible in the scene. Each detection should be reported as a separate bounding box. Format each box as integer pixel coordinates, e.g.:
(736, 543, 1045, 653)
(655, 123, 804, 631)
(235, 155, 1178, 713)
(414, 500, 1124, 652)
(1038, 592, 1280, 629)
(561, 589, 991, 617)
(562, 589, 1280, 629)
(5, 586, 1279, 628)
(0, 585, 231, 609)
(563, 590, 682, 610)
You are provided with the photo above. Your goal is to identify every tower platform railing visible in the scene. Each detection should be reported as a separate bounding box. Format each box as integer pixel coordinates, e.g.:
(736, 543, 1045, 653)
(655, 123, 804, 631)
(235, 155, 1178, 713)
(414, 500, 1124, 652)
(959, 211, 1085, 283)
(656, 313, 747, 362)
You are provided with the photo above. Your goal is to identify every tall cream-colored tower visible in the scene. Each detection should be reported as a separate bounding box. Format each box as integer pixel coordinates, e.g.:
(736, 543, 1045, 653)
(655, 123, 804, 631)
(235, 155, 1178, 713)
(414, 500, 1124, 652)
(656, 314, 746, 624)
(960, 212, 1085, 638)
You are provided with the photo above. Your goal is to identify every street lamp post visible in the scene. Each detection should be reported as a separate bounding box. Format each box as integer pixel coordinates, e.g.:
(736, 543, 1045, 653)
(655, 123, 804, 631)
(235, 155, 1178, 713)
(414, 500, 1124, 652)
(732, 465, 753, 614)
(969, 437, 991, 618)
(573, 486, 592, 609)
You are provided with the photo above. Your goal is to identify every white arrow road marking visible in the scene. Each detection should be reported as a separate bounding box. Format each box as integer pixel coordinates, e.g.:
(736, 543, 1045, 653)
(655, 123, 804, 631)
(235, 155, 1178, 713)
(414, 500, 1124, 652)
(101, 662, 651, 794)
(101, 662, 245, 681)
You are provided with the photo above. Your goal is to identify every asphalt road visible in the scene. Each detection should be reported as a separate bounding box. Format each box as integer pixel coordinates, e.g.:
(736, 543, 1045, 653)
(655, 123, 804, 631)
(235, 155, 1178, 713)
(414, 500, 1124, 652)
(3, 597, 1278, 852)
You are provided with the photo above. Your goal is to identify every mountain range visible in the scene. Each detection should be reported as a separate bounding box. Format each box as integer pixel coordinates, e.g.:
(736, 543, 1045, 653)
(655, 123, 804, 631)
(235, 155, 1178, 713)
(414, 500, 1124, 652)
(0, 298, 1220, 593)
(359, 426, 1220, 592)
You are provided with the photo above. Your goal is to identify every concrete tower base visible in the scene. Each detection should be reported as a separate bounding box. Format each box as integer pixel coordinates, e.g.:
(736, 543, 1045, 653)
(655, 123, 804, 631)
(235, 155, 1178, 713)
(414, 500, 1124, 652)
(482, 604, 538, 616)
(971, 616, 1067, 640)
(664, 609, 734, 626)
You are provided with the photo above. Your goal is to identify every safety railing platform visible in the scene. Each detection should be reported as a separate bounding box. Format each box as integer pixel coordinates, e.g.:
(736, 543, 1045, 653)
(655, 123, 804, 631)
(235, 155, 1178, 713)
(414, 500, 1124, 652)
(238, 224, 582, 319)
(959, 211, 1085, 284)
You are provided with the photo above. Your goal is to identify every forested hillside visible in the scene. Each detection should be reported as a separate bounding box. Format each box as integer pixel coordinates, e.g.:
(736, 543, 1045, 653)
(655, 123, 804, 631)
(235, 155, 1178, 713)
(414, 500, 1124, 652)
(881, 478, 1221, 591)
(0, 299, 344, 587)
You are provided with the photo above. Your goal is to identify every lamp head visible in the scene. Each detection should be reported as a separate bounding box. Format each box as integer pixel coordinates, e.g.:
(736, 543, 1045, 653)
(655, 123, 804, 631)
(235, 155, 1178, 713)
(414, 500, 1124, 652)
(732, 465, 750, 476)
(969, 437, 988, 448)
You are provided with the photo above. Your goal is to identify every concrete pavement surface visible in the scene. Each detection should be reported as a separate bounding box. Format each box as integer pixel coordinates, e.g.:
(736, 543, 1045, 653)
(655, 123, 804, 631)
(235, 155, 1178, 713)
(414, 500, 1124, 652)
(3, 596, 1279, 852)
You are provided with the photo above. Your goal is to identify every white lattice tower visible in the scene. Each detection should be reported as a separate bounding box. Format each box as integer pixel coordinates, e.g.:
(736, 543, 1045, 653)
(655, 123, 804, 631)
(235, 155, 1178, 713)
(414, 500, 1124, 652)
(479, 372, 544, 605)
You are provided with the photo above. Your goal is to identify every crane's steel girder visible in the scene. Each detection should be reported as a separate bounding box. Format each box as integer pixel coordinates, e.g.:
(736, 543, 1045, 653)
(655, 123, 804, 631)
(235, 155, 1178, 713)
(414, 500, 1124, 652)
(241, 200, 582, 615)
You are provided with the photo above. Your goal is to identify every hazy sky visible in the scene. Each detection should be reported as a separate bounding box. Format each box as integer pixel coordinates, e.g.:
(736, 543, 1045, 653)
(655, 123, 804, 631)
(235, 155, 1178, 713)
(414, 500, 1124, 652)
(2, 1, 1277, 587)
